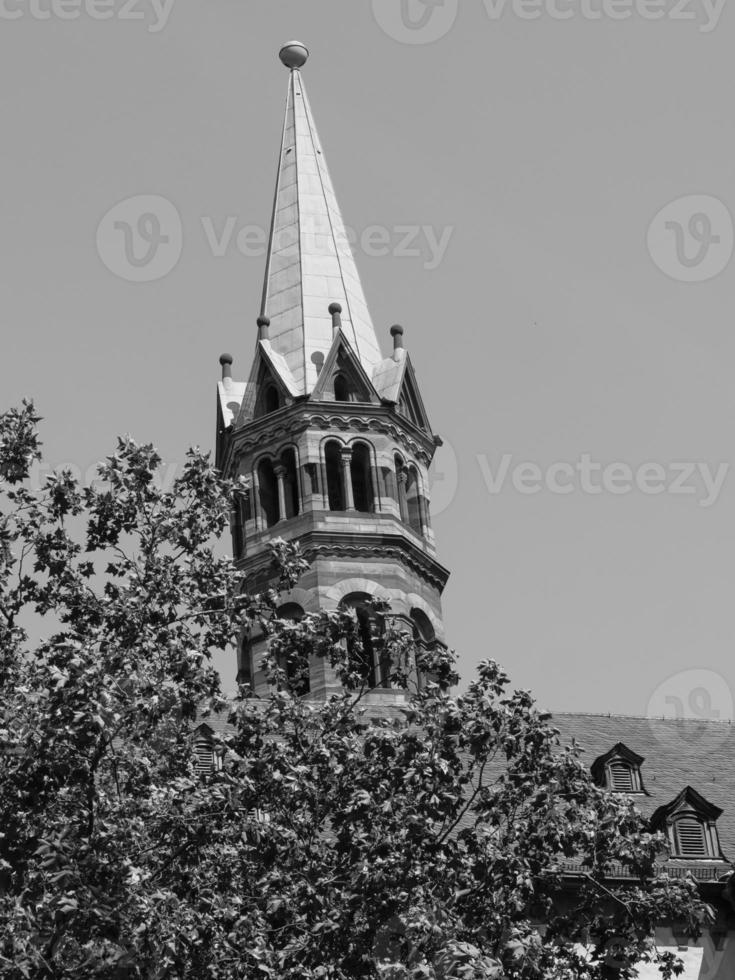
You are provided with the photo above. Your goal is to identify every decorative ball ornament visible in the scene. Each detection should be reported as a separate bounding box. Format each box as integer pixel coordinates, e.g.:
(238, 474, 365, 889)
(279, 41, 309, 70)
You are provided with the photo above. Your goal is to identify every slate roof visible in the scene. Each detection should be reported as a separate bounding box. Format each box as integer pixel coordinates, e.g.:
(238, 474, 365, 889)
(551, 712, 735, 872)
(196, 707, 735, 881)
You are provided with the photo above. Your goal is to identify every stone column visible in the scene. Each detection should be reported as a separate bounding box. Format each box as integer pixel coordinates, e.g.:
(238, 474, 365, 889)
(274, 463, 288, 522)
(397, 468, 409, 523)
(252, 470, 264, 531)
(370, 461, 381, 513)
(418, 490, 430, 538)
(340, 447, 355, 511)
(319, 458, 330, 510)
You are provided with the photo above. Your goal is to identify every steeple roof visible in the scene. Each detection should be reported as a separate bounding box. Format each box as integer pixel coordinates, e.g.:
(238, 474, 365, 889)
(260, 43, 383, 396)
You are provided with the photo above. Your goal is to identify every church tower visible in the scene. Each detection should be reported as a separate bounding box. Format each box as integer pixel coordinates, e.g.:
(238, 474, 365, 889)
(215, 42, 449, 705)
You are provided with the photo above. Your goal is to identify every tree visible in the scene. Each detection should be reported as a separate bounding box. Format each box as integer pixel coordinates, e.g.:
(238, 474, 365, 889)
(0, 402, 708, 979)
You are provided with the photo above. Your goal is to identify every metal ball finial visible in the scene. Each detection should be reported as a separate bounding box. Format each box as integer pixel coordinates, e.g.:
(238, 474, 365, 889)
(279, 41, 309, 70)
(219, 353, 233, 381)
(390, 325, 404, 351)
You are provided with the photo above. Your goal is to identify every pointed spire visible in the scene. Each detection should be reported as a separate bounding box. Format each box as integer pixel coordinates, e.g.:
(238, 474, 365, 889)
(259, 43, 383, 396)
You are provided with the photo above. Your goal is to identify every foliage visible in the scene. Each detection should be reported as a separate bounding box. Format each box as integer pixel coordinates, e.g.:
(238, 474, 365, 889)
(0, 403, 708, 978)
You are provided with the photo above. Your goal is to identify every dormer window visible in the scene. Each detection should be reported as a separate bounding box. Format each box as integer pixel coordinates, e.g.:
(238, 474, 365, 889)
(651, 787, 725, 861)
(608, 760, 636, 793)
(591, 743, 645, 794)
(192, 725, 221, 777)
(672, 816, 708, 858)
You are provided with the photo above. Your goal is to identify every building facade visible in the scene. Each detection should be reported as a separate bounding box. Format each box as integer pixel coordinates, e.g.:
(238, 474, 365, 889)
(211, 43, 734, 979)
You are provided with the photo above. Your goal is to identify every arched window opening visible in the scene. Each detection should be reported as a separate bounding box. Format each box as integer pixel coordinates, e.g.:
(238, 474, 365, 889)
(411, 609, 435, 647)
(275, 602, 310, 696)
(236, 635, 253, 688)
(334, 374, 351, 402)
(342, 593, 389, 689)
(263, 384, 281, 414)
(325, 441, 345, 511)
(257, 458, 279, 528)
(406, 466, 423, 536)
(278, 602, 304, 622)
(280, 448, 300, 519)
(411, 609, 436, 692)
(350, 442, 374, 514)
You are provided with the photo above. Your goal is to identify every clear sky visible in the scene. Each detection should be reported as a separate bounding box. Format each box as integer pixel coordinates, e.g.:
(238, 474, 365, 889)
(2, 0, 734, 720)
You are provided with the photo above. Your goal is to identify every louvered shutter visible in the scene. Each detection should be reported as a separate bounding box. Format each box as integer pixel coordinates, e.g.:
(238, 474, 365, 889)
(194, 738, 214, 776)
(674, 818, 707, 857)
(608, 761, 634, 792)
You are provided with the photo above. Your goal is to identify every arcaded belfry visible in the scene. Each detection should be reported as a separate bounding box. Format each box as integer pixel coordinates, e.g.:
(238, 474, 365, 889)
(215, 42, 449, 705)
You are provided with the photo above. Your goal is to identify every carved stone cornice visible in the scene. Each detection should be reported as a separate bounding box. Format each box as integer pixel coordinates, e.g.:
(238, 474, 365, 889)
(223, 402, 436, 472)
(238, 529, 450, 594)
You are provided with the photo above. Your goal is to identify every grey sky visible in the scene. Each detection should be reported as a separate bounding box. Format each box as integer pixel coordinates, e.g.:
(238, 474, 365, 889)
(2, 0, 734, 719)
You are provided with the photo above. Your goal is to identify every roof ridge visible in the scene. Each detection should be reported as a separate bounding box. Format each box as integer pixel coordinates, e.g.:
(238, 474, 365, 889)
(552, 711, 733, 726)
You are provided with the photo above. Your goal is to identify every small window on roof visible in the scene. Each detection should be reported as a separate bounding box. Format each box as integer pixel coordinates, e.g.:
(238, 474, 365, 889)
(673, 817, 708, 858)
(591, 743, 645, 795)
(192, 727, 221, 777)
(651, 786, 724, 862)
(608, 760, 636, 793)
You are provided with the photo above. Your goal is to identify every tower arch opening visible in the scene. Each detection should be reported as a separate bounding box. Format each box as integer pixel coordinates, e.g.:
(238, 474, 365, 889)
(274, 602, 310, 695)
(350, 441, 375, 514)
(257, 458, 279, 527)
(325, 440, 345, 511)
(341, 592, 390, 689)
(334, 374, 351, 402)
(280, 447, 301, 519)
(263, 384, 281, 414)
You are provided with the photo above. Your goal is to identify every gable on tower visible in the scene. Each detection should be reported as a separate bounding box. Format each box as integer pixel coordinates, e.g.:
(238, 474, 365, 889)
(372, 325, 433, 434)
(236, 319, 300, 425)
(310, 319, 380, 405)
